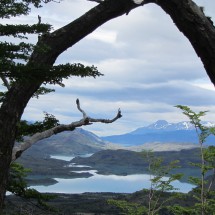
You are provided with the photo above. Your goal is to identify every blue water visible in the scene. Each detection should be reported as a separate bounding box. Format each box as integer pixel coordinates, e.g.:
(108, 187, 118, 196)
(32, 155, 196, 194)
(32, 169, 195, 194)
(50, 153, 93, 161)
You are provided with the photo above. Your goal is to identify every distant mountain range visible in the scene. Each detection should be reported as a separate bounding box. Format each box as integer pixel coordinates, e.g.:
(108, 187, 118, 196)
(24, 120, 215, 157)
(102, 120, 215, 146)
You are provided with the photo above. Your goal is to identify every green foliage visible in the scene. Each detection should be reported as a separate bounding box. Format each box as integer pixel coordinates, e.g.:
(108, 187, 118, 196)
(167, 205, 199, 215)
(0, 0, 57, 18)
(7, 162, 31, 196)
(16, 112, 60, 141)
(0, 1, 104, 211)
(109, 106, 215, 215)
(141, 151, 183, 214)
(109, 150, 183, 215)
(0, 0, 101, 95)
(0, 23, 52, 37)
(7, 163, 56, 211)
(33, 86, 55, 98)
(176, 105, 215, 215)
(141, 150, 183, 193)
(108, 199, 147, 215)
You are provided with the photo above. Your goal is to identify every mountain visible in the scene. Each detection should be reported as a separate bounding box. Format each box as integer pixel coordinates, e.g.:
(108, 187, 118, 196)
(131, 120, 194, 133)
(131, 120, 215, 133)
(72, 148, 202, 177)
(102, 120, 215, 146)
(22, 120, 215, 157)
(25, 128, 107, 156)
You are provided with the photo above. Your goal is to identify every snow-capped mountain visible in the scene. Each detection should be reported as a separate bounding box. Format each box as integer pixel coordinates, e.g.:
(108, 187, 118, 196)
(130, 120, 215, 135)
(131, 120, 194, 134)
(102, 120, 215, 146)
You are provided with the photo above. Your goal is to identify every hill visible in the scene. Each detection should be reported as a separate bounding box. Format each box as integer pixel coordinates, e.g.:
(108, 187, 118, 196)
(25, 128, 106, 156)
(71, 148, 202, 180)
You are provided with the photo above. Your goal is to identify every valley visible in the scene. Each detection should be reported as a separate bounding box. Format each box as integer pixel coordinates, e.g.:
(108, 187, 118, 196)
(6, 120, 215, 214)
(15, 120, 215, 186)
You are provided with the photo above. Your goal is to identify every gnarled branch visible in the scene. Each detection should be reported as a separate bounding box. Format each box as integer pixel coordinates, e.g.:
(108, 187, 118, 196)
(12, 99, 122, 161)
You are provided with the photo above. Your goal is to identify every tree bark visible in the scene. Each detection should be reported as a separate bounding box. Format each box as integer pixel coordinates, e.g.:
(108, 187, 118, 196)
(0, 0, 215, 210)
(0, 0, 139, 210)
(153, 0, 215, 86)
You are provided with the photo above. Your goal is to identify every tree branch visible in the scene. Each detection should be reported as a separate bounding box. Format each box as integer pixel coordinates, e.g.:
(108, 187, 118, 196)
(0, 75, 10, 90)
(87, 0, 103, 3)
(12, 99, 122, 161)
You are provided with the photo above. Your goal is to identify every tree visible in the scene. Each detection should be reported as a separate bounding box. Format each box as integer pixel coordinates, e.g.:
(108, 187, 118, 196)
(108, 151, 183, 215)
(0, 0, 215, 211)
(175, 106, 215, 215)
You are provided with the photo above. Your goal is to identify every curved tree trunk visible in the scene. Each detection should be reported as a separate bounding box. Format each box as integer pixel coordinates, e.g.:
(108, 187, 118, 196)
(0, 0, 215, 210)
(154, 0, 215, 85)
(0, 0, 139, 210)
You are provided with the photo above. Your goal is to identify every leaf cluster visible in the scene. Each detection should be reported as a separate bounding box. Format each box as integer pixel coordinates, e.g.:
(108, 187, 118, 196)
(0, 0, 102, 96)
(0, 23, 52, 37)
(7, 163, 56, 210)
(0, 0, 57, 18)
(16, 112, 60, 141)
(141, 150, 183, 192)
(108, 199, 147, 215)
(176, 105, 215, 215)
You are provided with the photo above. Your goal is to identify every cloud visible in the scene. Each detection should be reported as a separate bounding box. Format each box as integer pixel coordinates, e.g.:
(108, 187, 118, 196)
(2, 0, 215, 136)
(87, 29, 118, 44)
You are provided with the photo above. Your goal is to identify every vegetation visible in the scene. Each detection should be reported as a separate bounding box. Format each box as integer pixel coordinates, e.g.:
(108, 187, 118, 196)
(3, 107, 215, 214)
(0, 0, 123, 210)
(1, 0, 215, 212)
(108, 107, 215, 215)
(108, 151, 184, 215)
(175, 106, 215, 215)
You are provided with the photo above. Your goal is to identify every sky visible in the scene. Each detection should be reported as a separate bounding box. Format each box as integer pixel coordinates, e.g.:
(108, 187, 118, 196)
(1, 0, 215, 136)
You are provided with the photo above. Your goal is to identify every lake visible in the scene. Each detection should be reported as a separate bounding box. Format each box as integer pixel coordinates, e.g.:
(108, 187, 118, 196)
(31, 155, 196, 194)
(32, 170, 195, 194)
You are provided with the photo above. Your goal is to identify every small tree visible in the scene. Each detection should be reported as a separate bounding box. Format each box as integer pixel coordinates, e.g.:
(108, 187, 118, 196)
(0, 1, 122, 210)
(108, 151, 183, 215)
(175, 105, 215, 215)
(7, 163, 56, 212)
(142, 151, 183, 215)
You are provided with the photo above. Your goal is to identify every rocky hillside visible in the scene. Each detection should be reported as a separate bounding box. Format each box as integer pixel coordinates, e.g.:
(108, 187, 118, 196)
(25, 128, 106, 156)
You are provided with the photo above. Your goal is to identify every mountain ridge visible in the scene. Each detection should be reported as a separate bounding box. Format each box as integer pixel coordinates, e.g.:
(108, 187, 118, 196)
(131, 120, 215, 134)
(102, 120, 215, 146)
(24, 120, 215, 156)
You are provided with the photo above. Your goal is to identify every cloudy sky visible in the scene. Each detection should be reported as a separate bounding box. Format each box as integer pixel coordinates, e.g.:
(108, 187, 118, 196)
(2, 0, 215, 136)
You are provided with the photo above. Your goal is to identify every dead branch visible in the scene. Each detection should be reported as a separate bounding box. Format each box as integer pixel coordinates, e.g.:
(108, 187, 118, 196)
(12, 99, 122, 161)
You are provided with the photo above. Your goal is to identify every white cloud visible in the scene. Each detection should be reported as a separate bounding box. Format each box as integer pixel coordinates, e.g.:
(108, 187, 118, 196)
(87, 29, 117, 44)
(3, 0, 215, 136)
